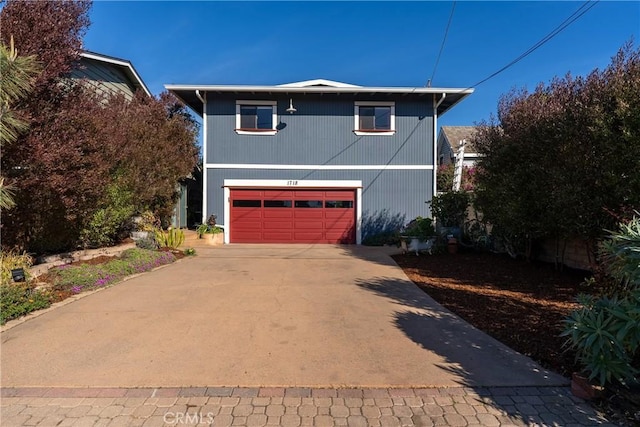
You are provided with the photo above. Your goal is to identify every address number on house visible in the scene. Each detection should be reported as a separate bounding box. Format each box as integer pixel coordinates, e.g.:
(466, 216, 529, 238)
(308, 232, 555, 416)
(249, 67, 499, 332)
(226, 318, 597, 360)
(286, 180, 299, 186)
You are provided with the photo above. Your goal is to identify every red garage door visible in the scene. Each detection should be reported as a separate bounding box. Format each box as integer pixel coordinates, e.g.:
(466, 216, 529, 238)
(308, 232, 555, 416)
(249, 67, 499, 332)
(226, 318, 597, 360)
(230, 189, 356, 243)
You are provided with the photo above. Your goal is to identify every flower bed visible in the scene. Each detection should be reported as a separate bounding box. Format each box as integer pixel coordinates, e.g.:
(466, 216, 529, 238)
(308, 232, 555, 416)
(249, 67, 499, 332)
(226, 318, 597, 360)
(0, 248, 176, 325)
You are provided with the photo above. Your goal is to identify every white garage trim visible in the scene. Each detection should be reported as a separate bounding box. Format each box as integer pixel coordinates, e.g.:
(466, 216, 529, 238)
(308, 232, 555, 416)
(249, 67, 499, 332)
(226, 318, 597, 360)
(223, 179, 363, 244)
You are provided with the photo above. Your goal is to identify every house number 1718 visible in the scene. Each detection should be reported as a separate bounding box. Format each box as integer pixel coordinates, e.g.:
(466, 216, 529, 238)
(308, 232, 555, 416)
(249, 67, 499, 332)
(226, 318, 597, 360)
(286, 180, 298, 186)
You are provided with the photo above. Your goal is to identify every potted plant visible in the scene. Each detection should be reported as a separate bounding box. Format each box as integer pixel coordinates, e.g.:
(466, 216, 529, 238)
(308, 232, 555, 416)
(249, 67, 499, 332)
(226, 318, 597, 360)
(196, 215, 224, 245)
(401, 217, 436, 255)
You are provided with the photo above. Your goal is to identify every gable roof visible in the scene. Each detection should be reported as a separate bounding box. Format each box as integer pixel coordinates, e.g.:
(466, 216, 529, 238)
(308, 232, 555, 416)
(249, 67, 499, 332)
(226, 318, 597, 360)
(78, 51, 151, 97)
(166, 80, 473, 116)
(441, 126, 479, 153)
(277, 79, 361, 88)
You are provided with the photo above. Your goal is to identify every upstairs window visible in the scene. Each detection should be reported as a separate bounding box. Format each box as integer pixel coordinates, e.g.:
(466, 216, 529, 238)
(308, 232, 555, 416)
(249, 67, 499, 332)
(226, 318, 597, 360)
(354, 101, 395, 136)
(235, 101, 277, 135)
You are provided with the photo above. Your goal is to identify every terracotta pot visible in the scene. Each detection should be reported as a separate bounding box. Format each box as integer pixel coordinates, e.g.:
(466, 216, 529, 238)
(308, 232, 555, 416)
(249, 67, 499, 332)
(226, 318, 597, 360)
(571, 372, 604, 400)
(447, 237, 459, 254)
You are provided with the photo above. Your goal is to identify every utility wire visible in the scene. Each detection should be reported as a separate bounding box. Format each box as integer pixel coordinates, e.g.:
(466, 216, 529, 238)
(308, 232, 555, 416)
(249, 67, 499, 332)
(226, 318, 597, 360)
(468, 0, 599, 89)
(427, 1, 457, 87)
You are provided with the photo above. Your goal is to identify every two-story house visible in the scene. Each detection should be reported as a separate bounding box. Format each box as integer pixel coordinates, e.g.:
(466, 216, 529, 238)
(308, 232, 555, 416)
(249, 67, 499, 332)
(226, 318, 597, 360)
(166, 79, 472, 244)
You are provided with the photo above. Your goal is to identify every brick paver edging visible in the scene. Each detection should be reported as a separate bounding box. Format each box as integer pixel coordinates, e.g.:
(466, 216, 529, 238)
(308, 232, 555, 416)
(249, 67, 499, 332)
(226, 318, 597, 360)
(1, 386, 617, 426)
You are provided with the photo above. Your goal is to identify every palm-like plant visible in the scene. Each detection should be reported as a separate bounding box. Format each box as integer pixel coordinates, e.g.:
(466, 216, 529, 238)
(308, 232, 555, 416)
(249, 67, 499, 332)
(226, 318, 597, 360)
(0, 36, 41, 210)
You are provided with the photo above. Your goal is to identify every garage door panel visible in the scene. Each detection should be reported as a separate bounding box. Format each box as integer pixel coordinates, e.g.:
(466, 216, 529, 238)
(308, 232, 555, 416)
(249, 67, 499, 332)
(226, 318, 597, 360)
(263, 210, 293, 219)
(324, 210, 351, 219)
(294, 232, 325, 241)
(263, 232, 293, 241)
(324, 191, 355, 199)
(294, 220, 324, 229)
(294, 210, 324, 219)
(264, 190, 293, 198)
(263, 221, 294, 230)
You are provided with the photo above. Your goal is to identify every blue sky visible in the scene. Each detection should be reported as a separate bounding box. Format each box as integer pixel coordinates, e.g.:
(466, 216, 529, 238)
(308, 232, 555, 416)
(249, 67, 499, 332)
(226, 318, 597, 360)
(84, 1, 639, 131)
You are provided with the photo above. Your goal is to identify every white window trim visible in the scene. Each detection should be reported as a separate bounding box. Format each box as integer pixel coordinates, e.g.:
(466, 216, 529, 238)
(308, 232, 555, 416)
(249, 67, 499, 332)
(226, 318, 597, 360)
(354, 101, 395, 136)
(235, 100, 278, 135)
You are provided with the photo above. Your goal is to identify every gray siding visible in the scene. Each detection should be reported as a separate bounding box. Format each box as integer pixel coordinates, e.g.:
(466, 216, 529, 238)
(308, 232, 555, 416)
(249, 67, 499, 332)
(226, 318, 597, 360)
(71, 58, 136, 100)
(207, 168, 433, 236)
(205, 94, 434, 166)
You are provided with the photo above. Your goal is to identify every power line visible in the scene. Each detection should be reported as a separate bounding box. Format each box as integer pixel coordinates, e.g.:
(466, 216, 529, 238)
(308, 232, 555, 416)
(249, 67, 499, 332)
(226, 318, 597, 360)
(469, 0, 599, 89)
(427, 1, 456, 87)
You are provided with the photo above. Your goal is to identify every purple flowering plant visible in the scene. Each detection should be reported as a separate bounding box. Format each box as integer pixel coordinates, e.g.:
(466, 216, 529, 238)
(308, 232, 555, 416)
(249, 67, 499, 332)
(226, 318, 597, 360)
(50, 249, 176, 295)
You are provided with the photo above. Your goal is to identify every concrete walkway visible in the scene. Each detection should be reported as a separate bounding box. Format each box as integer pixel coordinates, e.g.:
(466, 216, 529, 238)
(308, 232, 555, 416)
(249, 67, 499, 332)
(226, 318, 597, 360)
(0, 245, 615, 425)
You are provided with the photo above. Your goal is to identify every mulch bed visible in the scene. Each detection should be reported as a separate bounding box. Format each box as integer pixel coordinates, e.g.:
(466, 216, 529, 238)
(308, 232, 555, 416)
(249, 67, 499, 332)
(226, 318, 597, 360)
(392, 250, 640, 425)
(392, 251, 590, 377)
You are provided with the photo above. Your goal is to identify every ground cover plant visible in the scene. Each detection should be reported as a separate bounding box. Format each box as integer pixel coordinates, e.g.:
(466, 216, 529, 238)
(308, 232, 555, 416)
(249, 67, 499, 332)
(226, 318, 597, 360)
(46, 248, 175, 294)
(0, 248, 178, 325)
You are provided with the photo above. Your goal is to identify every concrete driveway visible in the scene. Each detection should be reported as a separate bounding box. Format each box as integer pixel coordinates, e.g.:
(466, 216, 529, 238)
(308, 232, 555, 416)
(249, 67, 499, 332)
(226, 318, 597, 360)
(1, 245, 566, 388)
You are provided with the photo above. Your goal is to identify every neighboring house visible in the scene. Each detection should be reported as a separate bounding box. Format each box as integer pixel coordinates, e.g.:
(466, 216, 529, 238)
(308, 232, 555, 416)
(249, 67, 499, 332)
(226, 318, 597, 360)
(437, 126, 480, 167)
(166, 79, 473, 244)
(71, 51, 151, 100)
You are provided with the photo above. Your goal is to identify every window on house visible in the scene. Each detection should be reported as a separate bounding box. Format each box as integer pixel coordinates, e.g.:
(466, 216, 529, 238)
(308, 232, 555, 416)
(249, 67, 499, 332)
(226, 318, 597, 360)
(354, 102, 395, 135)
(235, 101, 278, 135)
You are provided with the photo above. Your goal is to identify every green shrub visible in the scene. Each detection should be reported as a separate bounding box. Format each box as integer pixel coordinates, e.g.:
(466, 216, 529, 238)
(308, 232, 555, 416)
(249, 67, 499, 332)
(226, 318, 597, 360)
(562, 291, 640, 386)
(137, 210, 160, 232)
(154, 227, 185, 249)
(184, 247, 196, 256)
(1, 250, 33, 285)
(0, 283, 51, 324)
(562, 215, 640, 386)
(599, 215, 640, 293)
(430, 191, 470, 228)
(135, 236, 158, 250)
(80, 184, 135, 248)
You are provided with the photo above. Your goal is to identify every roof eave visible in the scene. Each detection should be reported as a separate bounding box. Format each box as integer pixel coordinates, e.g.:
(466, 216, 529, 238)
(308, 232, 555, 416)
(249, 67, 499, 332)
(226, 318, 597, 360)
(81, 51, 152, 97)
(165, 84, 474, 116)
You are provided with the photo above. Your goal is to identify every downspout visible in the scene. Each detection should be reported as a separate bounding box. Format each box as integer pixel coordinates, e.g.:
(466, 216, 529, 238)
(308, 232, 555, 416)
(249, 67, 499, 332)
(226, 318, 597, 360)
(432, 93, 446, 211)
(195, 90, 205, 104)
(197, 90, 208, 225)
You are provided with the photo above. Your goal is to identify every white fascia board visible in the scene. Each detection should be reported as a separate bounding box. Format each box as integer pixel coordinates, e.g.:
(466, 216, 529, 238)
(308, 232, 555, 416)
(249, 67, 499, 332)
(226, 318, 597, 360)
(164, 84, 474, 96)
(207, 164, 433, 170)
(224, 179, 363, 188)
(81, 52, 152, 97)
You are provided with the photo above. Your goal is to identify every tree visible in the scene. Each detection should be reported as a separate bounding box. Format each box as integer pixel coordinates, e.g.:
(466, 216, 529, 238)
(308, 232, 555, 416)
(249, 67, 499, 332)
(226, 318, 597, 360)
(473, 41, 640, 261)
(0, 0, 91, 90)
(99, 91, 199, 222)
(0, 0, 199, 252)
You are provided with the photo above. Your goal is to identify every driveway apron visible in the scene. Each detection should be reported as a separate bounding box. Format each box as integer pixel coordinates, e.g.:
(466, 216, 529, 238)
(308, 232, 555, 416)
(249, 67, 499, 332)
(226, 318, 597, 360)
(1, 245, 566, 388)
